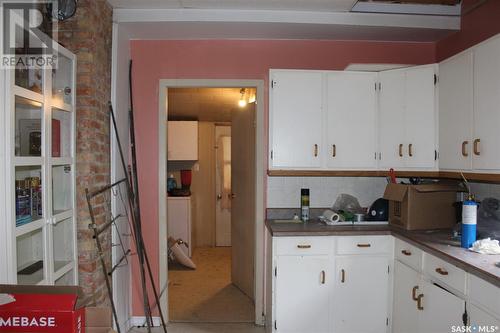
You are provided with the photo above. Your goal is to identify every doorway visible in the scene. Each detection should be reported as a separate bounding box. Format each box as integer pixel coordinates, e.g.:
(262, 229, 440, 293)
(158, 81, 265, 325)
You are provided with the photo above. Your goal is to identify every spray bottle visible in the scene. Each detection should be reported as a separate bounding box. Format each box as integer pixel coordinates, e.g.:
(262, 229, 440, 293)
(461, 173, 477, 248)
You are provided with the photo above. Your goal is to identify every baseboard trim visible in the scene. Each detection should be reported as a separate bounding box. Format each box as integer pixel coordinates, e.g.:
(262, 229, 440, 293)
(130, 316, 162, 327)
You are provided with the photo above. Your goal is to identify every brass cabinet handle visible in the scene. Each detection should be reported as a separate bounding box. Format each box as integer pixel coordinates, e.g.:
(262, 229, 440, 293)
(408, 143, 413, 157)
(297, 245, 311, 249)
(357, 243, 371, 248)
(435, 267, 449, 276)
(473, 139, 480, 156)
(417, 294, 424, 310)
(320, 270, 326, 284)
(341, 269, 345, 283)
(401, 250, 412, 256)
(314, 144, 318, 157)
(462, 141, 469, 157)
(399, 144, 403, 157)
(412, 286, 419, 301)
(332, 144, 336, 157)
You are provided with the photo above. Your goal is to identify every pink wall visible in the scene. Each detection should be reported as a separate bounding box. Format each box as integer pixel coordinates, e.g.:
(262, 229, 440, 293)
(436, 0, 500, 61)
(129, 39, 435, 315)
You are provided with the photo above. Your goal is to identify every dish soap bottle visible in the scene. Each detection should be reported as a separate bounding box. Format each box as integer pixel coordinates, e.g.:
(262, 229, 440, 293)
(461, 194, 477, 248)
(167, 174, 177, 194)
(301, 188, 310, 222)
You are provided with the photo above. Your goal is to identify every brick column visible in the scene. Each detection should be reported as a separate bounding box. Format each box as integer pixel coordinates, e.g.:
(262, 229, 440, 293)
(57, 0, 113, 305)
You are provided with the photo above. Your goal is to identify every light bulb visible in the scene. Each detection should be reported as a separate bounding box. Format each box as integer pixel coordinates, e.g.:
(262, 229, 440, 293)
(238, 99, 247, 107)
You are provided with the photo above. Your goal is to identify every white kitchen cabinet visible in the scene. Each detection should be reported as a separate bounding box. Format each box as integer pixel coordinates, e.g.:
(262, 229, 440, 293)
(438, 50, 474, 171)
(275, 255, 332, 333)
(167, 197, 192, 257)
(269, 70, 323, 169)
(378, 65, 437, 170)
(326, 72, 378, 169)
(393, 261, 420, 333)
(167, 121, 198, 161)
(473, 35, 500, 171)
(467, 304, 500, 329)
(333, 256, 390, 333)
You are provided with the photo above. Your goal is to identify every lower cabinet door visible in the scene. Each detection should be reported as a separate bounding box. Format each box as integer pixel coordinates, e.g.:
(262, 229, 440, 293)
(392, 261, 420, 333)
(334, 256, 389, 333)
(467, 304, 500, 330)
(419, 280, 465, 333)
(275, 255, 331, 333)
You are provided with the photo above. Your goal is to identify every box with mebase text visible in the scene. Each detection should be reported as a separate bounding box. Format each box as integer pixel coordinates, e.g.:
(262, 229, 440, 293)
(0, 284, 85, 333)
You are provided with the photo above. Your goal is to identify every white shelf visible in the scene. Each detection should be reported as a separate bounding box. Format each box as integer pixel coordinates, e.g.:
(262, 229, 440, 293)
(13, 85, 44, 103)
(15, 219, 45, 237)
(14, 157, 44, 166)
(53, 210, 73, 223)
(51, 157, 74, 166)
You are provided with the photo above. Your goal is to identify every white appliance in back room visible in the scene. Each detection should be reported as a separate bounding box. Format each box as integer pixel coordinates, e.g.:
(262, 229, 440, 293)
(167, 196, 192, 257)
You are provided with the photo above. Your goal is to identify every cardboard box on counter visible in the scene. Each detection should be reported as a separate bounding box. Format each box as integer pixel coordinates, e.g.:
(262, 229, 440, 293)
(0, 284, 85, 333)
(383, 183, 465, 230)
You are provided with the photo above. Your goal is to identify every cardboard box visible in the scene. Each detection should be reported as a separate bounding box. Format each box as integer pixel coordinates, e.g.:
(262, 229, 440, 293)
(0, 284, 85, 333)
(85, 307, 116, 333)
(383, 183, 464, 230)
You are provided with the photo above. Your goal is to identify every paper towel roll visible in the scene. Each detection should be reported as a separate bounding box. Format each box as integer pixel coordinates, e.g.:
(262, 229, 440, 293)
(323, 209, 340, 223)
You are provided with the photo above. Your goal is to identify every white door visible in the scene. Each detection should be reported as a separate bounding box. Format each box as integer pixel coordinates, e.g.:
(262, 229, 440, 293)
(215, 125, 231, 247)
(419, 280, 465, 333)
(270, 70, 323, 169)
(379, 69, 406, 169)
(334, 256, 389, 333)
(392, 261, 420, 333)
(275, 255, 331, 333)
(231, 102, 255, 300)
(405, 65, 437, 169)
(439, 51, 474, 171)
(473, 36, 500, 171)
(326, 72, 378, 169)
(467, 304, 500, 328)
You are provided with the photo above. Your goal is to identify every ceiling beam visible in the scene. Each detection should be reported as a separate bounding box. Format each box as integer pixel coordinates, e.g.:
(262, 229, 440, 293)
(113, 8, 460, 30)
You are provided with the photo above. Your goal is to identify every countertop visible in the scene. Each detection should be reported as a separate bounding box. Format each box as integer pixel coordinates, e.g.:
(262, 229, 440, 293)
(266, 219, 500, 288)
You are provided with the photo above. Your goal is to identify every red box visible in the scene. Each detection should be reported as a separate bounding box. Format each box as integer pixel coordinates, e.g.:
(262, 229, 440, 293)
(0, 285, 85, 333)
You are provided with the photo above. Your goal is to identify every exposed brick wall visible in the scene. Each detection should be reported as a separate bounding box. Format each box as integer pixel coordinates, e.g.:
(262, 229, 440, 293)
(57, 0, 113, 305)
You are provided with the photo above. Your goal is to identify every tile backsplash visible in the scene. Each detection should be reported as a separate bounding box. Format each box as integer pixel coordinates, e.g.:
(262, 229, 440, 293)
(469, 182, 500, 201)
(267, 176, 388, 208)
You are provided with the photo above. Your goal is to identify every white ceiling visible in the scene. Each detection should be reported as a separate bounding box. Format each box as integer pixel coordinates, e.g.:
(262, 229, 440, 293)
(167, 87, 257, 122)
(108, 0, 358, 11)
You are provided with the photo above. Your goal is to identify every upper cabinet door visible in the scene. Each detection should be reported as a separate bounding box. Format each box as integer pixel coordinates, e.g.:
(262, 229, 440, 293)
(473, 36, 500, 171)
(378, 69, 406, 169)
(167, 121, 199, 161)
(326, 72, 377, 169)
(404, 65, 437, 169)
(439, 51, 474, 171)
(270, 71, 323, 169)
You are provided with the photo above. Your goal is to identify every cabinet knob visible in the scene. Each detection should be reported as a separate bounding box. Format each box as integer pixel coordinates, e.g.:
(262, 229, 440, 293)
(340, 269, 345, 283)
(297, 244, 311, 249)
(401, 250, 412, 256)
(357, 243, 371, 248)
(399, 144, 403, 157)
(473, 139, 481, 156)
(332, 144, 336, 158)
(412, 286, 419, 301)
(408, 144, 413, 157)
(416, 294, 424, 311)
(314, 144, 318, 157)
(462, 141, 469, 157)
(320, 270, 326, 284)
(435, 267, 449, 276)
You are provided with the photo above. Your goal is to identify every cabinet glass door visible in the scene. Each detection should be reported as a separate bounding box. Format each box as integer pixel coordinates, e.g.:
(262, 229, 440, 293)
(16, 228, 45, 284)
(15, 65, 43, 94)
(51, 108, 73, 158)
(52, 52, 73, 107)
(15, 96, 43, 157)
(52, 217, 74, 275)
(15, 166, 43, 227)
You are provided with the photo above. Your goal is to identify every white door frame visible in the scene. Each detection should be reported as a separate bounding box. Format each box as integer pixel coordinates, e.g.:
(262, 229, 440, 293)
(158, 79, 266, 325)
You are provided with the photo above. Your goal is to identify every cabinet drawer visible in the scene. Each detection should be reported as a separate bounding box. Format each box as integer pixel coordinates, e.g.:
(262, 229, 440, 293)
(276, 236, 333, 256)
(336, 236, 392, 255)
(395, 238, 423, 271)
(468, 274, 500, 318)
(423, 253, 466, 294)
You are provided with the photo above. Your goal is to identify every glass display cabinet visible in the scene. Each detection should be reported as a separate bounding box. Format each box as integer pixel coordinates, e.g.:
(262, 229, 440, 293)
(0, 42, 77, 285)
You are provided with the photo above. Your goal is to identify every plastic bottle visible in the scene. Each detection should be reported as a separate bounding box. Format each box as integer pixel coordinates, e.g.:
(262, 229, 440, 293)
(301, 188, 310, 222)
(167, 174, 177, 193)
(461, 194, 477, 248)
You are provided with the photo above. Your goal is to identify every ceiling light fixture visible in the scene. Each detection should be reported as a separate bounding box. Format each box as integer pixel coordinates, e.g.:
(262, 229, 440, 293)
(238, 88, 247, 108)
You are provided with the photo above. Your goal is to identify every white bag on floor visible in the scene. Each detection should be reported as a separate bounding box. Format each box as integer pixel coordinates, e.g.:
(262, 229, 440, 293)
(171, 243, 197, 269)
